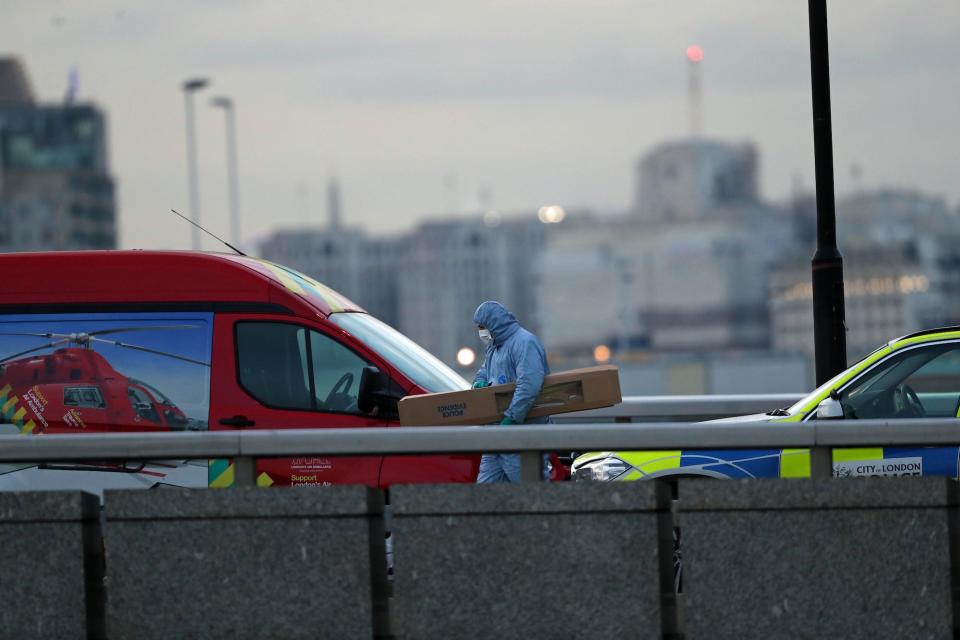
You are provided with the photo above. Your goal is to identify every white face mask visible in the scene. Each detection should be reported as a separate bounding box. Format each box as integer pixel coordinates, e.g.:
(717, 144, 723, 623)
(478, 328, 493, 345)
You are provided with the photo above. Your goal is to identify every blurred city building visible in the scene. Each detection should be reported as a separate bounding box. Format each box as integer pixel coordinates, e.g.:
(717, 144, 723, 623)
(260, 137, 957, 395)
(614, 351, 811, 395)
(0, 58, 34, 104)
(259, 179, 401, 326)
(770, 189, 959, 360)
(259, 181, 559, 365)
(539, 138, 793, 360)
(397, 214, 550, 365)
(0, 57, 116, 252)
(259, 225, 401, 326)
(836, 188, 953, 245)
(634, 138, 758, 222)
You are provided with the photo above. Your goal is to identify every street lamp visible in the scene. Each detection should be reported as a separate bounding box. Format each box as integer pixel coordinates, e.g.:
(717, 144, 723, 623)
(182, 77, 209, 251)
(807, 0, 847, 385)
(211, 96, 241, 247)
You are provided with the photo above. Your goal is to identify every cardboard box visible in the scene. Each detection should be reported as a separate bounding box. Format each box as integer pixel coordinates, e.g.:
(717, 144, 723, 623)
(398, 365, 621, 426)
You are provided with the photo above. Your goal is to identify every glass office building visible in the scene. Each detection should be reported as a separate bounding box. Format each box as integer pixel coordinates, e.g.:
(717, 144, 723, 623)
(0, 58, 116, 252)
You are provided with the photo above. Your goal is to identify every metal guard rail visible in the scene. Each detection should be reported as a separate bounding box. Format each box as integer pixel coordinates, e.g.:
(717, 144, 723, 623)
(559, 393, 803, 421)
(1, 418, 958, 483)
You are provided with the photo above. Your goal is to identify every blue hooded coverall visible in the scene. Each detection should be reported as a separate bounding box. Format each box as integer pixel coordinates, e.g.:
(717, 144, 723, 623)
(472, 301, 552, 483)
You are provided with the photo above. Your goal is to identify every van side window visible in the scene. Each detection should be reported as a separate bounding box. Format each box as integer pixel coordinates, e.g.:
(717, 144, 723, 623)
(236, 323, 312, 410)
(236, 322, 372, 414)
(310, 331, 369, 413)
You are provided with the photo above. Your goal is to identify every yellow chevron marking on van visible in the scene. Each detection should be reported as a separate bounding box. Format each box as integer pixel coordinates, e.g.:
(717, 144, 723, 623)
(256, 259, 350, 312)
(2, 396, 18, 415)
(261, 263, 307, 296)
(11, 407, 26, 426)
(19, 420, 36, 435)
(208, 459, 235, 488)
(295, 273, 346, 312)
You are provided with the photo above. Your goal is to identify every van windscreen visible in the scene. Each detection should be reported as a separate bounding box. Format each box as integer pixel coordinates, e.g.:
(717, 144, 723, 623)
(328, 313, 468, 393)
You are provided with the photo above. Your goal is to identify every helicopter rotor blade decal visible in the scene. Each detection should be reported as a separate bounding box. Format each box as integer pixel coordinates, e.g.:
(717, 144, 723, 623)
(0, 463, 38, 476)
(86, 325, 201, 337)
(0, 326, 200, 341)
(87, 337, 211, 367)
(0, 339, 72, 363)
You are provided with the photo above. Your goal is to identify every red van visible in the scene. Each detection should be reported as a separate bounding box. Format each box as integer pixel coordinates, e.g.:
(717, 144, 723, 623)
(0, 251, 480, 492)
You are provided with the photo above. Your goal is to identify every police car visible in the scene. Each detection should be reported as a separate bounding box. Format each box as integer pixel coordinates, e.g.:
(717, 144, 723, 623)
(572, 327, 960, 481)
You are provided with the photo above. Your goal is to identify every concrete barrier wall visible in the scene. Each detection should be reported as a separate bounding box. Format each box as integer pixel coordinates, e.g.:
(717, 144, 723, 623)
(2, 480, 959, 638)
(679, 477, 958, 639)
(0, 491, 103, 640)
(389, 482, 669, 639)
(103, 486, 388, 640)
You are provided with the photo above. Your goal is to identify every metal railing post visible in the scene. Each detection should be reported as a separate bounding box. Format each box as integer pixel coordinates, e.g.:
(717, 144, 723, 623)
(233, 456, 257, 488)
(520, 451, 544, 483)
(810, 446, 832, 480)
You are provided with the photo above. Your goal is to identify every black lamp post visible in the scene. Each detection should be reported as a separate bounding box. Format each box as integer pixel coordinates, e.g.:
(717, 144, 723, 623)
(807, 0, 847, 385)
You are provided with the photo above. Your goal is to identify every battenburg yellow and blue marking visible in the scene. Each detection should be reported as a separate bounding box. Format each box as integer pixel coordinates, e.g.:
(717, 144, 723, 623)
(0, 384, 37, 435)
(578, 329, 960, 481)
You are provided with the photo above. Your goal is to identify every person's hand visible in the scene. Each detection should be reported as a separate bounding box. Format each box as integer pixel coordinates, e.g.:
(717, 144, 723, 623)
(500, 416, 516, 425)
(473, 380, 490, 388)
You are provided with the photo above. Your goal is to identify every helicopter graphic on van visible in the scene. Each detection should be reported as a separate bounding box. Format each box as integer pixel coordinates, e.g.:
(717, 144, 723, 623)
(0, 313, 213, 493)
(0, 324, 209, 434)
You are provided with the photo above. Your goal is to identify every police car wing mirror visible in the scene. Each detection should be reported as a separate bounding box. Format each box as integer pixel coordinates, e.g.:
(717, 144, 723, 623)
(817, 396, 844, 419)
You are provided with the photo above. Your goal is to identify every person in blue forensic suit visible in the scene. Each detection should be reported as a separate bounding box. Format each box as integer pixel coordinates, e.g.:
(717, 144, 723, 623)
(471, 300, 552, 483)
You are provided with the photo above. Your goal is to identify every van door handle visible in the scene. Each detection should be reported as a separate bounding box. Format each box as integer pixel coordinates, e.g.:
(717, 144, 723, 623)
(219, 415, 256, 428)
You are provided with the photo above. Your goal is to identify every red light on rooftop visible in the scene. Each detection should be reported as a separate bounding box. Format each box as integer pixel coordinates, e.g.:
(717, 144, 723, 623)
(686, 45, 704, 63)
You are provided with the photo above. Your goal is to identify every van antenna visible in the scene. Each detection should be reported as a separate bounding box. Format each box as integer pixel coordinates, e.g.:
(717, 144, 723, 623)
(169, 209, 246, 256)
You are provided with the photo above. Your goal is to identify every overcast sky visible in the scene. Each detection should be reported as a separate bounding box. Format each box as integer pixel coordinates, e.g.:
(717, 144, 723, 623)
(3, 0, 959, 251)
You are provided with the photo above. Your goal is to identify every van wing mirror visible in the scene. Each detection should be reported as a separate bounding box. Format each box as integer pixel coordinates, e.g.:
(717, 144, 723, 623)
(358, 366, 404, 418)
(816, 396, 845, 419)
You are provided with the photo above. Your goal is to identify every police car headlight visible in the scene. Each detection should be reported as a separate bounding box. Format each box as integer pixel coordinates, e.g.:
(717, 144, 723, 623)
(572, 456, 631, 482)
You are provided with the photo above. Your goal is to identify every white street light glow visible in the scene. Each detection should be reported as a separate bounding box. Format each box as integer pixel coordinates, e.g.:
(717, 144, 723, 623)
(537, 205, 566, 224)
(456, 347, 476, 367)
(483, 210, 501, 227)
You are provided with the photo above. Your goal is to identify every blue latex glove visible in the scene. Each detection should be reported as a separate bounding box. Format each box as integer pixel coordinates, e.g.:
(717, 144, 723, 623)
(473, 380, 490, 389)
(500, 416, 517, 425)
